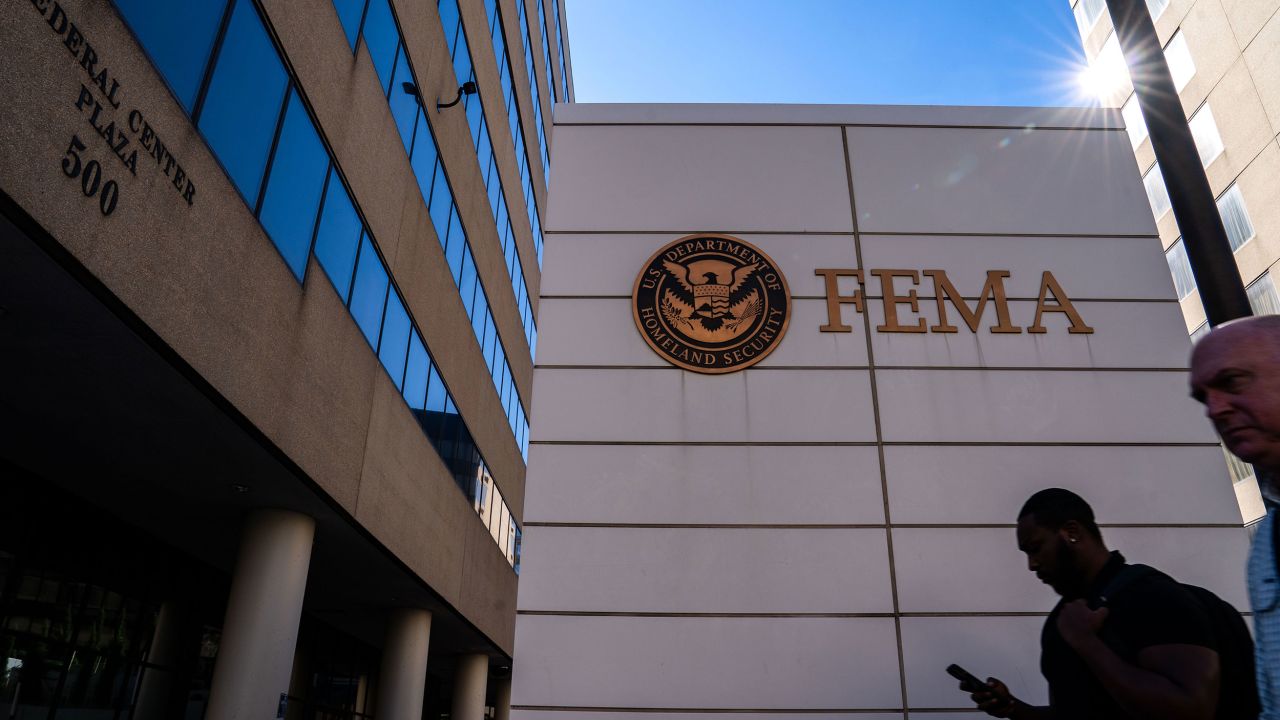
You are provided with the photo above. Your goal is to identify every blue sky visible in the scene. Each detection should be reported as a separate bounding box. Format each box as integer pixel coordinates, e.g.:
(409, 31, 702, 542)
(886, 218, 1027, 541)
(563, 0, 1093, 107)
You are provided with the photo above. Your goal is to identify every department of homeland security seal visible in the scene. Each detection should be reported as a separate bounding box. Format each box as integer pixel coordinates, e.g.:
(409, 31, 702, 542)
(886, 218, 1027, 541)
(632, 234, 790, 374)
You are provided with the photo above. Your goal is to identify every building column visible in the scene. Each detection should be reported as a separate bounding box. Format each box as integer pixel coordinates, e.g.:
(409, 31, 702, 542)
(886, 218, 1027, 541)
(492, 676, 511, 720)
(132, 600, 185, 720)
(205, 509, 316, 720)
(374, 609, 433, 720)
(450, 653, 490, 720)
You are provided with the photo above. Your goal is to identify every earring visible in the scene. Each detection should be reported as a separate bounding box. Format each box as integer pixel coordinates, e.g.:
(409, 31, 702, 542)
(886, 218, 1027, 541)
(1069, 537, 1078, 543)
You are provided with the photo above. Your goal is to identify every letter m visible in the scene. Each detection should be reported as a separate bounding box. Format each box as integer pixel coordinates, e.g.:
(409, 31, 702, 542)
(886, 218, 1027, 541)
(922, 270, 1021, 334)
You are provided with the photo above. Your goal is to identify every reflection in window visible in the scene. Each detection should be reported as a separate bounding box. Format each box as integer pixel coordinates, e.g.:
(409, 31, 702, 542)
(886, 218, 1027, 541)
(197, 0, 288, 205)
(378, 291, 411, 389)
(259, 92, 330, 280)
(1218, 184, 1256, 252)
(1165, 31, 1195, 92)
(1073, 0, 1107, 39)
(1190, 322, 1209, 344)
(313, 172, 363, 300)
(1166, 239, 1196, 300)
(349, 237, 389, 347)
(1122, 94, 1147, 149)
(1144, 163, 1172, 218)
(1147, 0, 1171, 20)
(1248, 272, 1280, 316)
(361, 0, 399, 93)
(113, 0, 226, 111)
(1188, 104, 1224, 167)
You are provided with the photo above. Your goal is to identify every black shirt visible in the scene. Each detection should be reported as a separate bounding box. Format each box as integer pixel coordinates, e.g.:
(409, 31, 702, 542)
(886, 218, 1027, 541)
(1040, 551, 1215, 719)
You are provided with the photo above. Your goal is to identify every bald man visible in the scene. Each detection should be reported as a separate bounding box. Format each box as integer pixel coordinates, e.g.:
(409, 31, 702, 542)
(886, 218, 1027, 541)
(1191, 315, 1280, 718)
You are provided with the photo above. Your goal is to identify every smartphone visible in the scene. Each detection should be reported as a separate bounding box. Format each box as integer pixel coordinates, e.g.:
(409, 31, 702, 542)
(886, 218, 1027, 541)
(946, 664, 990, 694)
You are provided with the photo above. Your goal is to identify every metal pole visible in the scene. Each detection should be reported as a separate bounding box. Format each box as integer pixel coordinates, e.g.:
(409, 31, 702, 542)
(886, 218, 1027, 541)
(1104, 0, 1251, 326)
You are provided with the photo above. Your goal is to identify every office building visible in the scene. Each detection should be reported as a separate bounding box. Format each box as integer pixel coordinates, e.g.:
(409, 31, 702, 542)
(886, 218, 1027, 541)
(508, 101, 1247, 719)
(1072, 0, 1280, 521)
(0, 0, 570, 716)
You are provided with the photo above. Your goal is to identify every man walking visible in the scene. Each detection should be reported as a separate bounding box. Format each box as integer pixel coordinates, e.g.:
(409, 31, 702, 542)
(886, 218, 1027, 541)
(1191, 316, 1280, 718)
(965, 488, 1250, 719)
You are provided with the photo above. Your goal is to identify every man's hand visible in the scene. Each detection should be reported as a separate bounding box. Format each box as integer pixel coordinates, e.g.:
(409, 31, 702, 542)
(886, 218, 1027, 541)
(1056, 598, 1109, 651)
(967, 676, 1015, 718)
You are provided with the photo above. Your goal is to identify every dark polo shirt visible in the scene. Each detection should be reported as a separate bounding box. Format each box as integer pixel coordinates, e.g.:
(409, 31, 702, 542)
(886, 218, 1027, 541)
(1040, 551, 1215, 719)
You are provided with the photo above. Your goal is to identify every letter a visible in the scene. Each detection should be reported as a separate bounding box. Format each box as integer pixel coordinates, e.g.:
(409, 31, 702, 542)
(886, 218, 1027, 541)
(1028, 271, 1094, 334)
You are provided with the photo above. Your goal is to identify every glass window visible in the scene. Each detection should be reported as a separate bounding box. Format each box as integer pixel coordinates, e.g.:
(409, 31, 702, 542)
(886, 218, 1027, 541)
(459, 250, 478, 316)
(378, 290, 411, 388)
(1073, 0, 1107, 39)
(1144, 163, 1171, 218)
(388, 52, 419, 153)
(1166, 239, 1196, 300)
(1218, 185, 1256, 252)
(259, 92, 329, 281)
(313, 171, 363, 300)
(114, 0, 227, 111)
(471, 292, 488, 340)
(1248, 273, 1280, 316)
(1190, 322, 1209, 344)
(428, 165, 454, 247)
(198, 0, 288, 205)
(1122, 94, 1147, 149)
(403, 330, 429, 409)
(361, 0, 399, 94)
(445, 209, 467, 282)
(425, 364, 447, 413)
(349, 236, 389, 348)
(332, 0, 366, 48)
(1146, 0, 1171, 20)
(410, 111, 438, 198)
(438, 0, 462, 59)
(1188, 104, 1224, 167)
(1166, 31, 1195, 92)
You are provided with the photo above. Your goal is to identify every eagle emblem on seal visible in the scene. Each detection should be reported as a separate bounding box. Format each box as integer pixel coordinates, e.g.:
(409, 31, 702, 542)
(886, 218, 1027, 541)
(659, 258, 763, 342)
(633, 234, 791, 374)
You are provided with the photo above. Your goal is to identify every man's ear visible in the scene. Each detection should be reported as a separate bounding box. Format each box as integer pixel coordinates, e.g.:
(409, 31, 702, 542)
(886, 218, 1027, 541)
(1059, 520, 1083, 543)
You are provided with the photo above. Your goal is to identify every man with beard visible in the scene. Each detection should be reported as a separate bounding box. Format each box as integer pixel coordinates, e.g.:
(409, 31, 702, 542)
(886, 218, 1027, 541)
(964, 488, 1232, 720)
(1191, 316, 1280, 718)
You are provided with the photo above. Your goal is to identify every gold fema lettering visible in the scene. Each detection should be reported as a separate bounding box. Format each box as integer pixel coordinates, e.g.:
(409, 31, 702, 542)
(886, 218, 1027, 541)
(923, 269, 1021, 334)
(1028, 271, 1094, 334)
(814, 269, 865, 333)
(872, 269, 927, 334)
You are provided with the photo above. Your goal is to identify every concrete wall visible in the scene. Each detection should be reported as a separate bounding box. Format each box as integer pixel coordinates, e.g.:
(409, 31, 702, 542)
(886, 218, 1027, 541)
(509, 104, 1248, 718)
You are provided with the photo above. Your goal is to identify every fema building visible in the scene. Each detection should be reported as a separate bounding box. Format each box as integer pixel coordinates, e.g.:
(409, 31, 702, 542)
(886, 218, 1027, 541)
(0, 2, 1251, 720)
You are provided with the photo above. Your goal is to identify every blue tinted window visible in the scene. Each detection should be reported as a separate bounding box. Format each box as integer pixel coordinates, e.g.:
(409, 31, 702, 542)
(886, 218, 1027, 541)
(313, 172, 362, 300)
(445, 209, 466, 282)
(471, 293, 487, 340)
(332, 0, 365, 49)
(259, 92, 329, 281)
(458, 251, 477, 315)
(425, 364, 447, 413)
(349, 237, 389, 348)
(438, 0, 461, 56)
(427, 165, 453, 246)
(378, 290, 411, 388)
(483, 316, 498, 366)
(388, 52, 418, 153)
(114, 0, 226, 111)
(409, 111, 436, 186)
(403, 331, 429, 408)
(362, 0, 398, 94)
(452, 34, 474, 87)
(198, 0, 287, 205)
